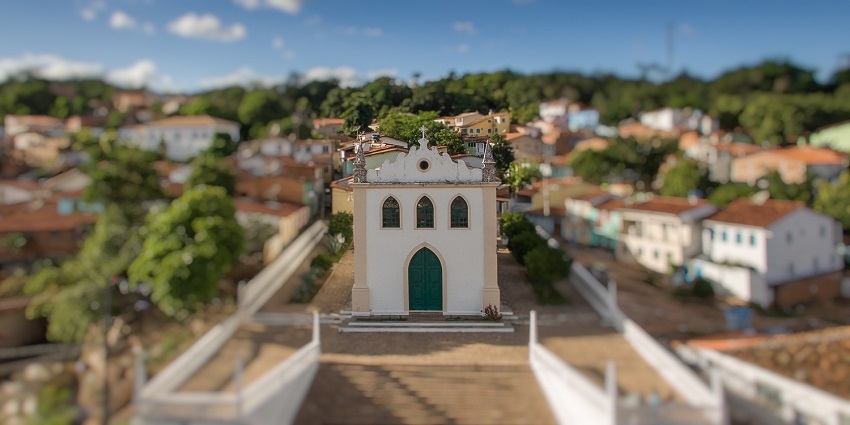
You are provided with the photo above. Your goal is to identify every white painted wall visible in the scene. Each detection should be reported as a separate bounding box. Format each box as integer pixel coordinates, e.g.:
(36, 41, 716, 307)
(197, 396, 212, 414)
(702, 223, 768, 273)
(362, 186, 487, 315)
(765, 209, 842, 285)
(119, 123, 240, 161)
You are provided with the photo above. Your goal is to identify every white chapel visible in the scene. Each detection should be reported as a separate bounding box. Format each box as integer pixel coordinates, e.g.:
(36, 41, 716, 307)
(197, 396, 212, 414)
(349, 128, 501, 316)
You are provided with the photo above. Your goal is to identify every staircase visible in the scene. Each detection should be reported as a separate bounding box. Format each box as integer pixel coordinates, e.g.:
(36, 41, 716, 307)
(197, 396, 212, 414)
(339, 320, 514, 333)
(294, 361, 556, 425)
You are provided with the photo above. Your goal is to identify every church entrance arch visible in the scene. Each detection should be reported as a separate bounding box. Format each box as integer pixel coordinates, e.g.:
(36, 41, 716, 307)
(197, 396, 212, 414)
(408, 247, 442, 311)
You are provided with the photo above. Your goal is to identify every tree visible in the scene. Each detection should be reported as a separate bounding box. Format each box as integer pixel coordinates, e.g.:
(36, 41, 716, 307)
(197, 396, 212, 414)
(186, 153, 237, 196)
(128, 186, 244, 316)
(23, 206, 143, 342)
(490, 132, 515, 181)
(432, 128, 466, 155)
(814, 170, 850, 231)
(204, 132, 239, 158)
(341, 92, 376, 136)
(82, 139, 165, 220)
(708, 183, 759, 208)
(238, 89, 285, 139)
(507, 161, 542, 192)
(525, 246, 571, 284)
(761, 170, 814, 204)
(658, 159, 713, 197)
(508, 231, 546, 265)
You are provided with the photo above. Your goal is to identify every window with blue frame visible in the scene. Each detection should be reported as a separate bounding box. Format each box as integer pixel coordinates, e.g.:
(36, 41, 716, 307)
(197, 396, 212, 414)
(750, 234, 756, 246)
(722, 231, 727, 242)
(736, 232, 742, 244)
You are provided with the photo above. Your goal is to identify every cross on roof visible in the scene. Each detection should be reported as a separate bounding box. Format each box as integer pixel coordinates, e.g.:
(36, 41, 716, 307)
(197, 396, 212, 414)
(420, 125, 427, 139)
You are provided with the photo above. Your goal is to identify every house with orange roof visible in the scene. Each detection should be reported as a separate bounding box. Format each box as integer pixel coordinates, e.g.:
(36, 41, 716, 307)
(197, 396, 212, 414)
(0, 197, 98, 272)
(731, 146, 849, 185)
(450, 111, 510, 139)
(3, 115, 64, 138)
(312, 118, 344, 137)
(563, 188, 620, 248)
(117, 115, 241, 162)
(615, 195, 717, 273)
(506, 132, 551, 162)
(235, 199, 311, 264)
(685, 196, 843, 308)
(683, 132, 765, 183)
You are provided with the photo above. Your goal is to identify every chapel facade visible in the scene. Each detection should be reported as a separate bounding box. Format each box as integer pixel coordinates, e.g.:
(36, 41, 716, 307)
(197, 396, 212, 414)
(349, 129, 500, 316)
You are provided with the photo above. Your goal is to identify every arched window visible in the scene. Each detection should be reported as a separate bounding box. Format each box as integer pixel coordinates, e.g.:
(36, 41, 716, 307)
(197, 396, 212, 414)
(382, 197, 400, 228)
(416, 196, 434, 228)
(450, 197, 468, 228)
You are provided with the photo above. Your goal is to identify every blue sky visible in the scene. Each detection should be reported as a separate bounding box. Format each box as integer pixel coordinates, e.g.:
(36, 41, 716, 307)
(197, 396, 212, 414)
(1, 0, 848, 93)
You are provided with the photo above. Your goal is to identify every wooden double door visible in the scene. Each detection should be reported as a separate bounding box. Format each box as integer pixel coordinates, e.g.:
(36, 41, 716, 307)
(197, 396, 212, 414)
(408, 247, 442, 311)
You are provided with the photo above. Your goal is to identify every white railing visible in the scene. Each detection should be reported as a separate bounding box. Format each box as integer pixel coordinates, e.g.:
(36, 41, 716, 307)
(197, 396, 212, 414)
(528, 310, 612, 425)
(134, 312, 322, 425)
(681, 346, 850, 425)
(239, 220, 328, 314)
(567, 262, 727, 425)
(141, 314, 243, 397)
(240, 312, 321, 424)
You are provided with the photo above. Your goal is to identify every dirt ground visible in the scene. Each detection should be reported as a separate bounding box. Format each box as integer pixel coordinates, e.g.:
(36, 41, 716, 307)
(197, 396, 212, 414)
(563, 244, 850, 340)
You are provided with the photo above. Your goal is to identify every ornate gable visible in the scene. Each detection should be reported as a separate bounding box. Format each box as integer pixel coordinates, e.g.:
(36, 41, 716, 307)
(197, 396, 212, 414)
(366, 132, 483, 184)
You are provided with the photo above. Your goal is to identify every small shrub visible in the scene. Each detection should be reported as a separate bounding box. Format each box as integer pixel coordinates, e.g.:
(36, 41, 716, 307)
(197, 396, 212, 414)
(508, 230, 546, 265)
(500, 212, 536, 239)
(525, 246, 570, 284)
(482, 304, 502, 320)
(328, 212, 354, 246)
(310, 253, 335, 272)
(692, 278, 715, 298)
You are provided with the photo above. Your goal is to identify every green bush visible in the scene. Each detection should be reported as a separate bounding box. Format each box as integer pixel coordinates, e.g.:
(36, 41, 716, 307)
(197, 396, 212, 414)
(692, 278, 715, 298)
(500, 212, 535, 239)
(328, 212, 354, 246)
(507, 230, 546, 265)
(524, 246, 571, 284)
(310, 253, 335, 272)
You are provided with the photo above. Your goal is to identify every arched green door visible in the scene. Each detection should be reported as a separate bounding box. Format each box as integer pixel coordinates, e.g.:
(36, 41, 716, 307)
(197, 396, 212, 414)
(408, 248, 442, 311)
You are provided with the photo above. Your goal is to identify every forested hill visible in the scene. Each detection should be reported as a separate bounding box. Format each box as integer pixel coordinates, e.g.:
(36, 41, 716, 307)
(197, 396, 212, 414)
(3, 60, 850, 145)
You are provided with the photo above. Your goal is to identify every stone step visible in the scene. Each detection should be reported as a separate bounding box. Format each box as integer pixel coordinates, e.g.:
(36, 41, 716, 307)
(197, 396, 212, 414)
(347, 321, 507, 327)
(339, 325, 515, 333)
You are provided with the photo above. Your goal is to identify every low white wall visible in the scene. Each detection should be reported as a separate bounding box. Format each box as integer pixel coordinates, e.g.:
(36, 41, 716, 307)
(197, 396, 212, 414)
(568, 262, 725, 424)
(240, 220, 327, 314)
(528, 311, 611, 425)
(135, 312, 323, 425)
(682, 347, 850, 425)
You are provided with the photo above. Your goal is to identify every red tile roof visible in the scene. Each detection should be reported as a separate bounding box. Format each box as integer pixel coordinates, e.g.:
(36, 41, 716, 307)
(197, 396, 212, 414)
(144, 115, 239, 128)
(235, 199, 304, 217)
(0, 200, 97, 233)
(312, 118, 344, 127)
(619, 195, 709, 215)
(705, 198, 805, 228)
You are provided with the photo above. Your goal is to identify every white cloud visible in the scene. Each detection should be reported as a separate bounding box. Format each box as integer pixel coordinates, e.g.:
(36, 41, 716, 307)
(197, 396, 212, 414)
(456, 43, 470, 53)
(110, 11, 137, 30)
(80, 0, 106, 21)
(272, 36, 284, 49)
(105, 59, 176, 91)
(366, 68, 398, 80)
(303, 66, 359, 88)
(168, 13, 246, 43)
(452, 21, 476, 35)
(199, 67, 286, 89)
(0, 54, 103, 81)
(234, 0, 302, 14)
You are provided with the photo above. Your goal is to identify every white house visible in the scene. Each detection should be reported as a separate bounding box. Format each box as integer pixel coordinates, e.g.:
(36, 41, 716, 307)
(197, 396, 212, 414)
(349, 131, 501, 316)
(640, 108, 718, 135)
(616, 195, 717, 273)
(686, 197, 843, 308)
(118, 115, 240, 161)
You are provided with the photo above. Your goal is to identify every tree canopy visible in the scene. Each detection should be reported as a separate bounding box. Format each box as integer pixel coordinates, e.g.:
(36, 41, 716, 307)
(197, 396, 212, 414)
(128, 185, 244, 316)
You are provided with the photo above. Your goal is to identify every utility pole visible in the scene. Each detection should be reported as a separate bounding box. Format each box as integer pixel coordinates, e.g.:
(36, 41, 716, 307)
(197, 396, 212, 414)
(667, 22, 675, 81)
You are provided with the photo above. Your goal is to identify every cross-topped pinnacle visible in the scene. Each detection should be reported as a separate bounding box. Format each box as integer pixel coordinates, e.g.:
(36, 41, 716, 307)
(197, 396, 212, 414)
(419, 125, 427, 139)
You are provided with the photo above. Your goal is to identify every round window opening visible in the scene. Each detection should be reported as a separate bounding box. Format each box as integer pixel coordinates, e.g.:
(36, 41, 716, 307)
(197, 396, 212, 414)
(418, 160, 430, 171)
